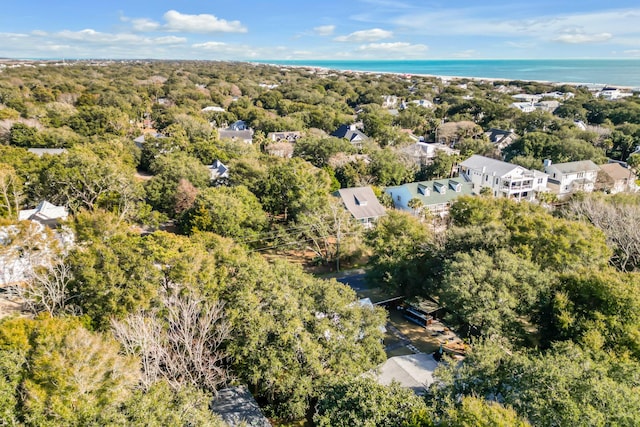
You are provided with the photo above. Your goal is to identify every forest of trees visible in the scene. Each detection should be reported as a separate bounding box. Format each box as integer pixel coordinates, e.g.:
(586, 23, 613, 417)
(1, 60, 640, 426)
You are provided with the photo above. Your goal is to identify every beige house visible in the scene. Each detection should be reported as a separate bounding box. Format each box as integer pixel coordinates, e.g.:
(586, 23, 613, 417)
(597, 163, 637, 194)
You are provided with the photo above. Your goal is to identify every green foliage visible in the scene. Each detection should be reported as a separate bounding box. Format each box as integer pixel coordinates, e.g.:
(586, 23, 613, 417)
(432, 341, 640, 427)
(441, 396, 531, 427)
(9, 123, 43, 147)
(258, 157, 331, 222)
(440, 249, 550, 339)
(67, 230, 161, 330)
(293, 136, 355, 167)
(144, 152, 210, 215)
(368, 148, 416, 186)
(449, 196, 610, 272)
(179, 185, 268, 241)
(35, 143, 141, 215)
(0, 316, 140, 426)
(537, 268, 640, 356)
(366, 210, 433, 295)
(121, 381, 224, 427)
(215, 247, 387, 420)
(419, 151, 459, 180)
(314, 377, 432, 427)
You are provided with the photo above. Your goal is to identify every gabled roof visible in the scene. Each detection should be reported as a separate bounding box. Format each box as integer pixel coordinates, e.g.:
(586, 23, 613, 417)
(386, 178, 474, 208)
(485, 128, 516, 143)
(207, 160, 229, 180)
(267, 131, 301, 142)
(459, 155, 524, 177)
(599, 163, 636, 181)
(546, 160, 600, 174)
(211, 386, 271, 427)
(18, 201, 68, 223)
(336, 186, 386, 220)
(218, 129, 254, 142)
(374, 353, 438, 395)
(133, 133, 165, 149)
(331, 124, 368, 143)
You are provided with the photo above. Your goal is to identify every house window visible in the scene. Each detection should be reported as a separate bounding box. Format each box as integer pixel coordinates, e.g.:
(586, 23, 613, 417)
(537, 178, 543, 184)
(397, 195, 401, 202)
(495, 178, 499, 184)
(485, 175, 488, 182)
(577, 172, 584, 178)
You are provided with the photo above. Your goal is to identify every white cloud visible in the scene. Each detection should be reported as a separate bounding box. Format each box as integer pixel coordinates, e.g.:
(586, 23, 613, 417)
(552, 32, 612, 44)
(392, 7, 640, 40)
(334, 28, 393, 42)
(313, 25, 335, 36)
(163, 10, 246, 33)
(131, 18, 161, 32)
(154, 36, 188, 45)
(192, 41, 228, 49)
(623, 49, 640, 57)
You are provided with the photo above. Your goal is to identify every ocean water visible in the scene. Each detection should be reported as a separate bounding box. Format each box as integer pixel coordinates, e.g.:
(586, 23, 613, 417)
(260, 59, 640, 88)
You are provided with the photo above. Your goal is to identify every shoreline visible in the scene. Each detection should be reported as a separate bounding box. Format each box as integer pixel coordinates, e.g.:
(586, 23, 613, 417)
(259, 60, 639, 90)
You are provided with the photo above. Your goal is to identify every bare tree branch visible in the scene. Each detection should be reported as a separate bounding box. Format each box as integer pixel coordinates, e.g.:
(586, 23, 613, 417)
(111, 283, 231, 393)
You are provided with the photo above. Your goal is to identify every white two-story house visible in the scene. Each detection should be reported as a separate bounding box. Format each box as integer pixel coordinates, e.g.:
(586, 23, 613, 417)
(458, 155, 548, 201)
(544, 159, 600, 198)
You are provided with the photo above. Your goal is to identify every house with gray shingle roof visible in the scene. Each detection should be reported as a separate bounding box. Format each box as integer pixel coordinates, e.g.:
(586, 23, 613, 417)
(211, 386, 271, 427)
(207, 160, 229, 182)
(335, 186, 386, 228)
(218, 129, 254, 144)
(331, 124, 369, 147)
(544, 159, 600, 198)
(484, 128, 518, 150)
(385, 178, 474, 217)
(18, 200, 68, 227)
(459, 155, 548, 201)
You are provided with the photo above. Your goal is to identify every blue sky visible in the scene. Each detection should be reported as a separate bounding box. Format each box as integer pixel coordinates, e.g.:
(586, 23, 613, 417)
(1, 0, 639, 60)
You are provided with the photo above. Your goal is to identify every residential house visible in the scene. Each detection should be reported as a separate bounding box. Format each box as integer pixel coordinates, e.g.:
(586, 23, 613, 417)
(211, 386, 271, 427)
(266, 131, 301, 143)
(512, 94, 542, 103)
(229, 120, 249, 131)
(335, 186, 386, 228)
(544, 159, 600, 198)
(217, 129, 254, 144)
(511, 101, 536, 113)
(133, 132, 165, 149)
(385, 178, 474, 217)
(381, 95, 399, 109)
(373, 353, 438, 395)
(207, 160, 229, 182)
(18, 200, 68, 227)
(401, 99, 434, 109)
(598, 88, 633, 100)
(331, 124, 369, 147)
(484, 128, 518, 150)
(597, 163, 637, 194)
(201, 105, 225, 113)
(534, 100, 560, 113)
(458, 155, 548, 200)
(540, 91, 575, 100)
